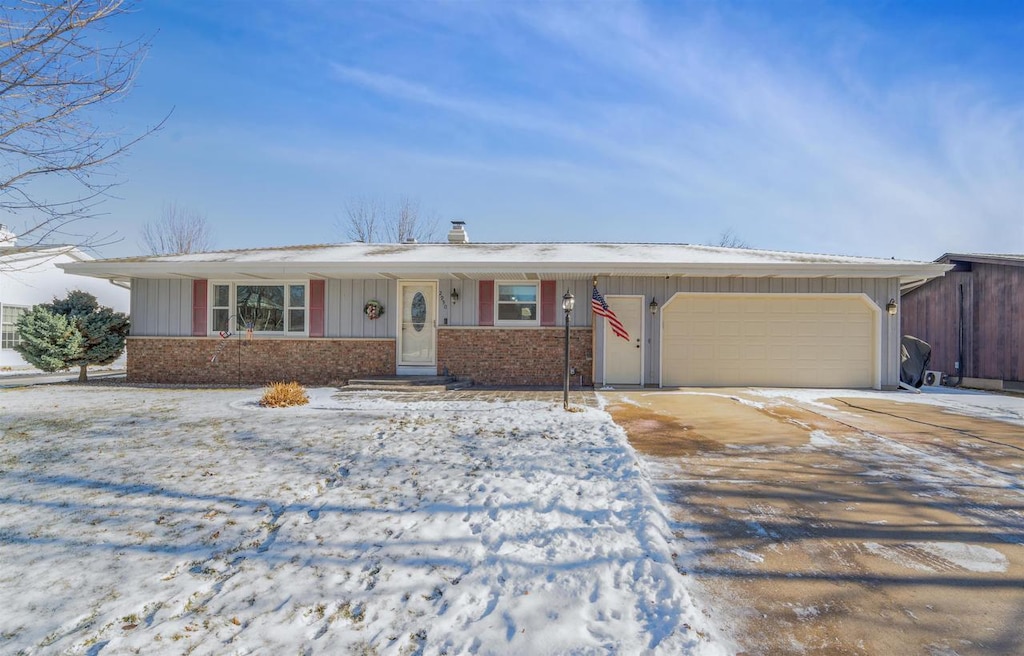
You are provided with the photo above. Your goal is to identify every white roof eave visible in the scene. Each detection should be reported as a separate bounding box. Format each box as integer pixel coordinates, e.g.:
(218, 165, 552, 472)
(60, 259, 953, 283)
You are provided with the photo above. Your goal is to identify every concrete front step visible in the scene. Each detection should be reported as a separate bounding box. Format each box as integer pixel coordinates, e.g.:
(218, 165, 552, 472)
(343, 375, 473, 392)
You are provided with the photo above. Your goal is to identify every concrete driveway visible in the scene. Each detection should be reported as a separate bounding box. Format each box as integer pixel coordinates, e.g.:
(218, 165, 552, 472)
(605, 389, 1024, 656)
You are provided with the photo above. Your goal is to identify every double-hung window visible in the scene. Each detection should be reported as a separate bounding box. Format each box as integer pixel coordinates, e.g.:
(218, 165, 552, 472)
(495, 282, 539, 325)
(1, 305, 28, 349)
(210, 283, 307, 335)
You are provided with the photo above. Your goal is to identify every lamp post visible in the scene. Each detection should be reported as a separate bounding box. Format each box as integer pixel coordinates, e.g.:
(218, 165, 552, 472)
(562, 290, 575, 410)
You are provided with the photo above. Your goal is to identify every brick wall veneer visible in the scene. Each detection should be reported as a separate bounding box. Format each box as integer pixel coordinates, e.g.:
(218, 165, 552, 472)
(437, 327, 593, 386)
(127, 337, 395, 385)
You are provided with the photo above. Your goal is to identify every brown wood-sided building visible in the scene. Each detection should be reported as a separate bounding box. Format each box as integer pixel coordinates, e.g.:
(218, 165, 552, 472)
(901, 253, 1024, 391)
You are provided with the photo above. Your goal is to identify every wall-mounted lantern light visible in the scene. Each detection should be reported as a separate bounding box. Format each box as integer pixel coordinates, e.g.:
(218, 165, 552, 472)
(886, 298, 898, 316)
(649, 297, 659, 315)
(451, 288, 459, 304)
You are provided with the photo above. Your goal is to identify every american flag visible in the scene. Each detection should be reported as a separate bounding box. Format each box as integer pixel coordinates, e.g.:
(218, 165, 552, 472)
(592, 286, 630, 341)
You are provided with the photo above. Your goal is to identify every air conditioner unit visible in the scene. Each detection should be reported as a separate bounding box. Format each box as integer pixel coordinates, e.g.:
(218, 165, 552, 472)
(923, 370, 943, 387)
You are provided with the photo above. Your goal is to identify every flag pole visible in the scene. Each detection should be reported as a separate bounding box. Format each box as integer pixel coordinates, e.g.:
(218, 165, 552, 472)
(591, 276, 597, 388)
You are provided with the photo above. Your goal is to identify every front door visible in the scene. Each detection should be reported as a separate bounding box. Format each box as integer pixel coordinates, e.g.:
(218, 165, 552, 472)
(603, 295, 644, 385)
(397, 281, 437, 375)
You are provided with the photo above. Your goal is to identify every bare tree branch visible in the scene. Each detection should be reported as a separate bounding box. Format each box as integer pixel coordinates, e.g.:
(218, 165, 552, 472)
(384, 195, 439, 244)
(712, 227, 751, 249)
(0, 0, 163, 266)
(340, 194, 384, 243)
(140, 201, 213, 255)
(338, 195, 441, 244)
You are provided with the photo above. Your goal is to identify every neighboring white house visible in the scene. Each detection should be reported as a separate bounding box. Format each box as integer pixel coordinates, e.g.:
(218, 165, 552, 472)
(0, 224, 130, 368)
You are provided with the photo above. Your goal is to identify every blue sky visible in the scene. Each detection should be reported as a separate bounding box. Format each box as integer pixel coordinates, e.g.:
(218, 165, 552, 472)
(44, 0, 1024, 260)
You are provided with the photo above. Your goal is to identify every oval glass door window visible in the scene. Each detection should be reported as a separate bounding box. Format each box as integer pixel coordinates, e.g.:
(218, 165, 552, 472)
(411, 292, 427, 332)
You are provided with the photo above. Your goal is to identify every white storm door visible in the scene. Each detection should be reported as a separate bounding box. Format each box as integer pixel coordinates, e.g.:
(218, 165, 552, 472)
(397, 281, 437, 368)
(603, 296, 644, 385)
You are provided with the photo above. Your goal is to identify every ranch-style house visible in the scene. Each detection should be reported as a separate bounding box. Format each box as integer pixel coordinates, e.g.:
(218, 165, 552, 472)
(61, 223, 949, 389)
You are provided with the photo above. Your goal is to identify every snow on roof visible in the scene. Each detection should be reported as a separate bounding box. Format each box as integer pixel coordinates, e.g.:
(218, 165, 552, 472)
(939, 253, 1024, 266)
(59, 241, 951, 283)
(76, 241, 907, 265)
(0, 244, 92, 265)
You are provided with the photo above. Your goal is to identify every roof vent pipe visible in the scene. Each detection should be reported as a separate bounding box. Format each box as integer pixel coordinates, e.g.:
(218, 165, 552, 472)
(448, 220, 469, 244)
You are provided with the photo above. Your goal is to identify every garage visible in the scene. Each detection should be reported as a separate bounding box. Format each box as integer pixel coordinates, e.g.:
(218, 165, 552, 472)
(661, 294, 879, 388)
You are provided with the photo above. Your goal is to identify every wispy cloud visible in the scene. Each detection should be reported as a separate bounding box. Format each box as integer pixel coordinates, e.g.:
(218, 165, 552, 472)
(329, 60, 740, 208)
(103, 1, 1020, 258)
(326, 2, 1023, 257)
(514, 4, 1022, 249)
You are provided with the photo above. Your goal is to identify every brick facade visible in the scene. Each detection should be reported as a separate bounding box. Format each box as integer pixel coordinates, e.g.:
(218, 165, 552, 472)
(127, 329, 594, 387)
(437, 327, 593, 387)
(127, 337, 395, 385)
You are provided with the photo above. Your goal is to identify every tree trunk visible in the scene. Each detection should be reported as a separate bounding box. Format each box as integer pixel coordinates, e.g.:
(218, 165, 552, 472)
(78, 365, 88, 382)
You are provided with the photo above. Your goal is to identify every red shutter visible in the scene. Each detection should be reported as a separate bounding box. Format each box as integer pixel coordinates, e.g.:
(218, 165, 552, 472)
(192, 279, 208, 336)
(309, 279, 325, 337)
(540, 280, 557, 326)
(478, 280, 494, 326)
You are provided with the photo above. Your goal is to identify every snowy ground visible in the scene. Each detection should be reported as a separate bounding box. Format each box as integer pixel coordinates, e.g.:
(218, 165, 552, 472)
(747, 385, 1024, 428)
(0, 385, 723, 655)
(0, 355, 126, 377)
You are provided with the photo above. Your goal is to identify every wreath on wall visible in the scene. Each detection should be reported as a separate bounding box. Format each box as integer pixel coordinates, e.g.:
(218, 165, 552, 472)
(363, 300, 384, 320)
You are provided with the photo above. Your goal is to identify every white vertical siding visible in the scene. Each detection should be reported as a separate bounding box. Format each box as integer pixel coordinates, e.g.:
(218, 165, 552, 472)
(438, 282, 465, 328)
(129, 278, 191, 336)
(881, 277, 901, 388)
(564, 279, 592, 327)
(326, 279, 396, 338)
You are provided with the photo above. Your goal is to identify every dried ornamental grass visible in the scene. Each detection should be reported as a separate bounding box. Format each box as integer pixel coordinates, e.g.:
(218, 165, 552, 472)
(259, 381, 309, 407)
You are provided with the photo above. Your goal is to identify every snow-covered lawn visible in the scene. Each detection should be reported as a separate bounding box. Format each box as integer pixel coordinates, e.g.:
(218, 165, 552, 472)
(0, 386, 722, 655)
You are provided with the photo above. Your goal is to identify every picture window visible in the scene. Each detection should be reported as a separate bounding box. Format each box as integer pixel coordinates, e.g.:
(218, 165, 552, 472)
(210, 283, 307, 334)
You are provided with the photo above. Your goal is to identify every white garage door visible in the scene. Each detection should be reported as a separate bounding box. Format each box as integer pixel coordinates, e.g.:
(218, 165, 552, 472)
(661, 294, 878, 388)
